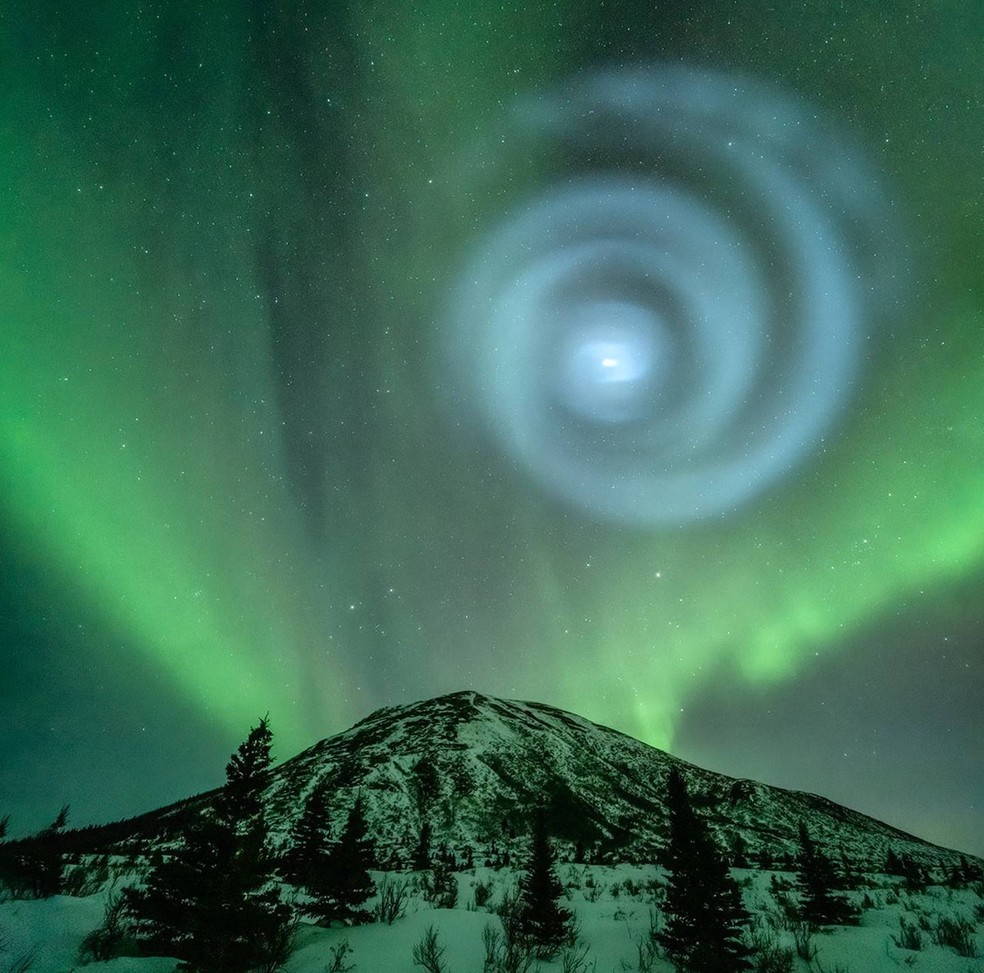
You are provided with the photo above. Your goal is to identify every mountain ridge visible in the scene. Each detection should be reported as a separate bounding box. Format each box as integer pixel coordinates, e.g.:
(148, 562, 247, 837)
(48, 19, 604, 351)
(63, 689, 975, 873)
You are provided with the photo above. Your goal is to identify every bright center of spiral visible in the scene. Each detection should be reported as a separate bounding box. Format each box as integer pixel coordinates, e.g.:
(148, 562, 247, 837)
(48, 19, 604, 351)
(557, 301, 664, 425)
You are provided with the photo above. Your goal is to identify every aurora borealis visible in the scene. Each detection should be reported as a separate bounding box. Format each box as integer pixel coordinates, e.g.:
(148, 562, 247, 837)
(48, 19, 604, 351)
(2, 1, 982, 857)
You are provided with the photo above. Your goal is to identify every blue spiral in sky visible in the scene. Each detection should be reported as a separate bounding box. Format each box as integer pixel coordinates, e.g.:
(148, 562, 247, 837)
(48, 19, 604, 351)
(442, 65, 907, 527)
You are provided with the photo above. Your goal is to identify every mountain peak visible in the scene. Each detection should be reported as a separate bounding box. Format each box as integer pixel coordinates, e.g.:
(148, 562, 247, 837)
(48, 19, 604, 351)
(255, 692, 965, 870)
(91, 692, 974, 873)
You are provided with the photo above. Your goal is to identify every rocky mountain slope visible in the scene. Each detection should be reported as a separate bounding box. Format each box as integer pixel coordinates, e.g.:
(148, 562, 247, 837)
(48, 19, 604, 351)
(95, 690, 971, 873)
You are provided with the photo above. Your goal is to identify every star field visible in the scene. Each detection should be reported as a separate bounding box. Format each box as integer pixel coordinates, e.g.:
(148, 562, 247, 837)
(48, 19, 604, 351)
(1, 0, 982, 857)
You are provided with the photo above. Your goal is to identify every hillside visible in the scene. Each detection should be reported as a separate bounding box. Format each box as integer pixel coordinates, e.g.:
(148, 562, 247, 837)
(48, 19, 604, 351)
(82, 691, 971, 872)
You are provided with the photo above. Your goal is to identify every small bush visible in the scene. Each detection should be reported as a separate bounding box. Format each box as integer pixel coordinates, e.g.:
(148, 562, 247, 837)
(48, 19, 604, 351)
(254, 909, 300, 973)
(769, 874, 793, 894)
(326, 938, 355, 973)
(482, 921, 536, 973)
(0, 934, 38, 973)
(791, 921, 817, 963)
(78, 891, 129, 963)
(583, 882, 603, 903)
(374, 875, 410, 925)
(643, 878, 664, 906)
(412, 925, 446, 973)
(630, 933, 659, 973)
(559, 940, 594, 973)
(892, 916, 923, 951)
(474, 878, 494, 909)
(778, 891, 800, 922)
(422, 861, 458, 910)
(757, 946, 794, 973)
(63, 856, 111, 897)
(746, 919, 794, 973)
(861, 891, 879, 910)
(930, 915, 978, 957)
(764, 893, 799, 931)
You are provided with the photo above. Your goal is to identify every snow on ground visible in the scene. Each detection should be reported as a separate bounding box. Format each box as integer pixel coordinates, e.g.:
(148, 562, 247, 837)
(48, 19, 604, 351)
(2, 865, 982, 973)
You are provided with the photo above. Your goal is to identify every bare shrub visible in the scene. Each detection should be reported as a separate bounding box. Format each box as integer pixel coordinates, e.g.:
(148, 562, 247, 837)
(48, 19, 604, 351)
(482, 922, 536, 973)
(412, 925, 447, 973)
(560, 939, 595, 973)
(326, 938, 355, 973)
(791, 921, 818, 962)
(473, 877, 494, 909)
(254, 909, 301, 973)
(422, 862, 458, 910)
(0, 934, 37, 973)
(374, 875, 410, 925)
(746, 919, 794, 973)
(930, 915, 978, 957)
(629, 934, 658, 973)
(63, 856, 111, 897)
(892, 916, 923, 951)
(78, 891, 129, 962)
(583, 882, 603, 903)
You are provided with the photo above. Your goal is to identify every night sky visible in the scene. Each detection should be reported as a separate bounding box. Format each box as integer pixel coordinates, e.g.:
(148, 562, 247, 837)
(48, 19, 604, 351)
(2, 2, 982, 858)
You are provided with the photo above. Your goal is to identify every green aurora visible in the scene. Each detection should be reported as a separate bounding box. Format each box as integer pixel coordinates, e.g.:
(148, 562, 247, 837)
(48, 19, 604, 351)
(1, 1, 982, 850)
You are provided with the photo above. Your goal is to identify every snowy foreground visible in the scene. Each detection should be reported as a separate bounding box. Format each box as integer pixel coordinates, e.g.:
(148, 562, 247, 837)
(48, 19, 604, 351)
(2, 865, 982, 973)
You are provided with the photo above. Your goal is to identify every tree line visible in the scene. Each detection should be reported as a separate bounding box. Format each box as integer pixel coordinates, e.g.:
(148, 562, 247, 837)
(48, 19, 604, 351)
(0, 718, 578, 971)
(2, 720, 976, 973)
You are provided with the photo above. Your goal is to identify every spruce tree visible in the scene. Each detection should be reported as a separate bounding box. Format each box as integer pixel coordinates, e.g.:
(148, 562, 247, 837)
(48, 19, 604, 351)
(657, 769, 752, 973)
(303, 797, 375, 926)
(33, 805, 69, 898)
(899, 854, 929, 892)
(957, 855, 983, 884)
(281, 779, 332, 890)
(0, 806, 69, 899)
(514, 810, 573, 957)
(124, 717, 293, 972)
(413, 821, 432, 871)
(795, 822, 859, 928)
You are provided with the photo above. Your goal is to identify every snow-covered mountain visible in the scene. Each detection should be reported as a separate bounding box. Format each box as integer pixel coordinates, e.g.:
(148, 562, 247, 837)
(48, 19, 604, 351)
(97, 691, 971, 873)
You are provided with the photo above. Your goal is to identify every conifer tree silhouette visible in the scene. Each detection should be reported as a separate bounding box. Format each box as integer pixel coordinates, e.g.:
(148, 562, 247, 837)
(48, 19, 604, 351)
(0, 806, 69, 899)
(795, 821, 859, 928)
(124, 717, 293, 972)
(514, 810, 573, 956)
(33, 805, 69, 898)
(657, 769, 752, 972)
(303, 797, 375, 926)
(281, 778, 332, 890)
(414, 820, 433, 872)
